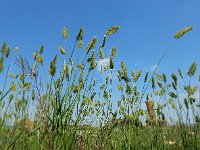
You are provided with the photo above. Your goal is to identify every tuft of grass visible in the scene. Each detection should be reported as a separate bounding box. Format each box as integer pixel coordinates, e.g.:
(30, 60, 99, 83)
(0, 26, 199, 149)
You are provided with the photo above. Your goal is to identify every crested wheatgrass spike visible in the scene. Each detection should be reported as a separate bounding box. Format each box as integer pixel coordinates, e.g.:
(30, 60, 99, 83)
(173, 26, 193, 39)
(8, 73, 16, 78)
(35, 53, 44, 65)
(99, 46, 104, 59)
(6, 46, 11, 58)
(187, 62, 197, 77)
(10, 82, 16, 91)
(76, 27, 84, 41)
(33, 52, 43, 65)
(78, 40, 83, 48)
(63, 27, 68, 39)
(111, 47, 117, 57)
(109, 57, 114, 69)
(171, 73, 177, 85)
(49, 55, 57, 77)
(39, 45, 44, 55)
(106, 25, 120, 36)
(121, 62, 127, 76)
(162, 73, 167, 82)
(59, 45, 66, 55)
(1, 42, 7, 54)
(86, 36, 97, 52)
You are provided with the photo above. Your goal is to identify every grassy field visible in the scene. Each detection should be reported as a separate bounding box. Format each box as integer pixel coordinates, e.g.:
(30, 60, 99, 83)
(0, 26, 199, 149)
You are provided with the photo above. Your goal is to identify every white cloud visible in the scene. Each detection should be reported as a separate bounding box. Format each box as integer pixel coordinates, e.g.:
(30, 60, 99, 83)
(97, 58, 110, 72)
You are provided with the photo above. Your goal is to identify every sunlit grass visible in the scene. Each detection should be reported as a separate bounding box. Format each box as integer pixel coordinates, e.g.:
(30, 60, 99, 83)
(0, 26, 199, 149)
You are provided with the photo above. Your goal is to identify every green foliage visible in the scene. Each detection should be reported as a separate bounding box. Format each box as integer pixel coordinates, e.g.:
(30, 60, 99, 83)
(0, 26, 199, 150)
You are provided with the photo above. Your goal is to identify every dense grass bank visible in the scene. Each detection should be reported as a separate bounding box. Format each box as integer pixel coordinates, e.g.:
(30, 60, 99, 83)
(0, 26, 199, 149)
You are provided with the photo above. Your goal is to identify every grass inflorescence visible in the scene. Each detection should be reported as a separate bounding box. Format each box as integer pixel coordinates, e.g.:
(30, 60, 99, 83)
(0, 26, 199, 150)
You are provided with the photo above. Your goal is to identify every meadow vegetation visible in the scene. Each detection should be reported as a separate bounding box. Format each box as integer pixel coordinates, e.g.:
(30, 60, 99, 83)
(0, 26, 199, 149)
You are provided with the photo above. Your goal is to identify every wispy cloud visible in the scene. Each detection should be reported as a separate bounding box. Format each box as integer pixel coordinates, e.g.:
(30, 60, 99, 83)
(97, 58, 110, 72)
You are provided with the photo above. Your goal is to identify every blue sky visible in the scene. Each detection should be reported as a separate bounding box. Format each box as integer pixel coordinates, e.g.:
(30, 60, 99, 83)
(1, 0, 200, 122)
(1, 0, 200, 74)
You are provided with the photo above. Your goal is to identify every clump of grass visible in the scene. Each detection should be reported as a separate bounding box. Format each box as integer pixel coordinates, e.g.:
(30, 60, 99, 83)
(0, 26, 199, 149)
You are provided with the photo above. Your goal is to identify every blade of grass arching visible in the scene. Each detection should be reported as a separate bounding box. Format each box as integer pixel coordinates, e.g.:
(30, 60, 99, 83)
(0, 87, 12, 101)
(1, 94, 13, 127)
(140, 26, 193, 102)
(140, 46, 172, 102)
(0, 64, 10, 101)
(7, 132, 22, 150)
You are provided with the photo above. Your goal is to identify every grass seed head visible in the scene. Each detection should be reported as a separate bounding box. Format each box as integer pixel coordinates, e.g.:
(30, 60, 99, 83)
(59, 45, 66, 55)
(0, 57, 4, 73)
(63, 27, 68, 39)
(174, 26, 193, 39)
(39, 45, 44, 55)
(76, 28, 84, 41)
(187, 62, 197, 77)
(99, 46, 104, 59)
(106, 25, 120, 36)
(109, 57, 114, 70)
(49, 56, 57, 77)
(111, 47, 117, 57)
(6, 46, 11, 58)
(86, 36, 97, 52)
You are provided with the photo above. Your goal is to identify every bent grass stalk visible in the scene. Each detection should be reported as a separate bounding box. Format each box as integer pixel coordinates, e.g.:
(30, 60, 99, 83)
(0, 26, 199, 149)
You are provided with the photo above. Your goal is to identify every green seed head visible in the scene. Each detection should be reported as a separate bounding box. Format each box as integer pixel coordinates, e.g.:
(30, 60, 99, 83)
(59, 45, 66, 55)
(86, 36, 97, 52)
(174, 26, 193, 39)
(63, 27, 68, 39)
(106, 26, 120, 36)
(111, 47, 117, 57)
(76, 28, 84, 41)
(6, 46, 11, 58)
